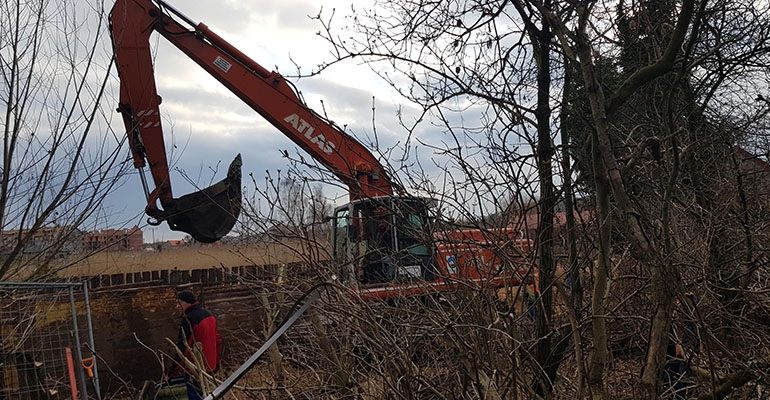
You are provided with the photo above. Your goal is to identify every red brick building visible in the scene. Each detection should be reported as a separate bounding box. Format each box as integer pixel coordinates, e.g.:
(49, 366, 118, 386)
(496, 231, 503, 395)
(82, 226, 143, 251)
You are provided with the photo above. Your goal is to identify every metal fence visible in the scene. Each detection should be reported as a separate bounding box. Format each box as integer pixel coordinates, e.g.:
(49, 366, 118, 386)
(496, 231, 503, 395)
(0, 282, 100, 400)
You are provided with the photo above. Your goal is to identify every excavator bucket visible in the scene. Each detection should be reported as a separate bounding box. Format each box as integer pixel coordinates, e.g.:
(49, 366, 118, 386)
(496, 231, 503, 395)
(163, 154, 242, 243)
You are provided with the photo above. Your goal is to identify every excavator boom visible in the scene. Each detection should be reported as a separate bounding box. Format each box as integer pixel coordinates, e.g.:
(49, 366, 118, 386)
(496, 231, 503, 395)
(110, 0, 394, 242)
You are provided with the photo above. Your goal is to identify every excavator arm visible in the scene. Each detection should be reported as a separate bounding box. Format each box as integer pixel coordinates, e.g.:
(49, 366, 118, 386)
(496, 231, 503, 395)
(109, 0, 395, 242)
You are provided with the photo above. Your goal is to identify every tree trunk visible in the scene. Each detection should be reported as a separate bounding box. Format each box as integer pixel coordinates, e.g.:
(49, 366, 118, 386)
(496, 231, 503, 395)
(587, 127, 611, 400)
(532, 5, 558, 397)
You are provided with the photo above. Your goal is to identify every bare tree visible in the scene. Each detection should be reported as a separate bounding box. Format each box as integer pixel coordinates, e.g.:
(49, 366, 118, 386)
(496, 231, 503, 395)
(151, 0, 770, 398)
(0, 0, 128, 281)
(311, 0, 770, 399)
(547, 0, 770, 398)
(309, 1, 572, 398)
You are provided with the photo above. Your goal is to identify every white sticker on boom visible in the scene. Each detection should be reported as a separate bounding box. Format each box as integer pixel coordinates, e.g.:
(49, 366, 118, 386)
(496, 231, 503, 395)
(213, 56, 232, 73)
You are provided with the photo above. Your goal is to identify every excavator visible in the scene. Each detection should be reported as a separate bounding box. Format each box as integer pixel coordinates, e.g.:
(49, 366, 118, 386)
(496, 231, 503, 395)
(109, 0, 534, 299)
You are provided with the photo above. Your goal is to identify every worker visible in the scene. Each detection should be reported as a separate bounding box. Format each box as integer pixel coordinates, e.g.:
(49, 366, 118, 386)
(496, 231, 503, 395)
(170, 290, 222, 400)
(662, 296, 697, 399)
(361, 216, 396, 284)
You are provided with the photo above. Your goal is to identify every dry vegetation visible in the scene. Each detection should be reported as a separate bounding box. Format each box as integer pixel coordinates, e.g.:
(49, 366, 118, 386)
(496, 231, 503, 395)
(57, 243, 315, 278)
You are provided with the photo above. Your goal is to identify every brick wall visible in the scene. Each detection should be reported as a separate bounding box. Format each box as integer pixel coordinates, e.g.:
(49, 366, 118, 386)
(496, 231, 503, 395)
(78, 284, 270, 394)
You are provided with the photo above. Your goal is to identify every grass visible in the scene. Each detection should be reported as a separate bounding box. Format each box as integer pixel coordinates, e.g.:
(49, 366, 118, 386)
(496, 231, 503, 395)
(58, 241, 322, 278)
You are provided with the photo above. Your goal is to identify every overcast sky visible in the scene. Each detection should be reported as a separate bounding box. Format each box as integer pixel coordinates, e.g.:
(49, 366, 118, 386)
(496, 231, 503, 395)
(100, 0, 438, 242)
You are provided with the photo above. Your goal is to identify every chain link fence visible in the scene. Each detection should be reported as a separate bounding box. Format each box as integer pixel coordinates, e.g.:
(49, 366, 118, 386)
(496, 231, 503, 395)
(0, 282, 100, 400)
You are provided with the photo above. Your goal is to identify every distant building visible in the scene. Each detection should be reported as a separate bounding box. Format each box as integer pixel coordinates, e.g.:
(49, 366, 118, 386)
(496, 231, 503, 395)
(0, 226, 84, 258)
(82, 226, 143, 251)
(1, 225, 144, 256)
(164, 239, 188, 248)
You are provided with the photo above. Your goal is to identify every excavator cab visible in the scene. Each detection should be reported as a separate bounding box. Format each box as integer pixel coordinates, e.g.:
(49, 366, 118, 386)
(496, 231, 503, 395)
(332, 196, 437, 287)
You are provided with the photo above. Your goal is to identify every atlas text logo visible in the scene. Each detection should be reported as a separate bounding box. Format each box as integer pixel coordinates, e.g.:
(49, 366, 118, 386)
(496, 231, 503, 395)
(284, 114, 335, 154)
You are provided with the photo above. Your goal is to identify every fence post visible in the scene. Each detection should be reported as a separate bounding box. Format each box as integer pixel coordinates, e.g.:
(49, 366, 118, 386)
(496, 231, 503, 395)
(83, 282, 102, 400)
(69, 286, 89, 400)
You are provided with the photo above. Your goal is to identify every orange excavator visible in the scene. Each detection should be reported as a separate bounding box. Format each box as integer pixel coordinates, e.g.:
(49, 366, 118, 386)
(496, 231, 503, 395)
(109, 0, 534, 299)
